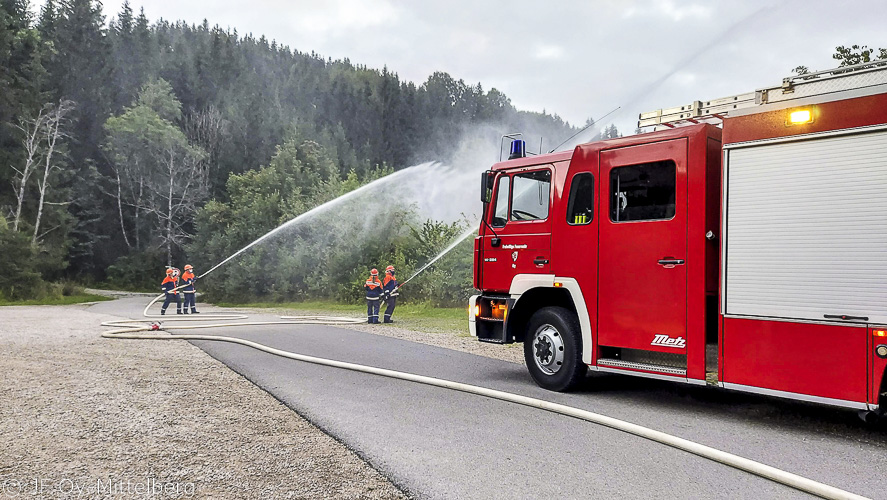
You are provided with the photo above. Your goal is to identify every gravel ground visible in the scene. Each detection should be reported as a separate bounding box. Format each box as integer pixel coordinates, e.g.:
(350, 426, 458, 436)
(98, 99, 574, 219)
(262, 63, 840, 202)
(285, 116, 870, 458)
(0, 304, 405, 499)
(232, 307, 525, 365)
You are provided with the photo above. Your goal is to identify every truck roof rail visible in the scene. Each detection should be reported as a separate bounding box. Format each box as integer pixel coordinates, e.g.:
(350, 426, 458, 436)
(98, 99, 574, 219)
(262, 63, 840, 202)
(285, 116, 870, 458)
(638, 60, 887, 130)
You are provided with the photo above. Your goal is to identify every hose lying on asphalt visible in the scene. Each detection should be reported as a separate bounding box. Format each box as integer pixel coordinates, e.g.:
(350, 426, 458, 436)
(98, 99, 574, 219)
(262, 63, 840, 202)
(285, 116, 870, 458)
(101, 303, 869, 500)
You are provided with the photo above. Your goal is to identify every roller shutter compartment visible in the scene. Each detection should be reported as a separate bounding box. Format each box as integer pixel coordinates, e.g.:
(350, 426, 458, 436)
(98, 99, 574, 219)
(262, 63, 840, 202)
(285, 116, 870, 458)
(724, 128, 887, 324)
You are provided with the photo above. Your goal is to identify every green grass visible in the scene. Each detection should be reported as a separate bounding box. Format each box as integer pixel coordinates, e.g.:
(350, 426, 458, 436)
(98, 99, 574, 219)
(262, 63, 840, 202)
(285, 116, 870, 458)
(93, 282, 155, 293)
(0, 293, 112, 306)
(216, 300, 469, 334)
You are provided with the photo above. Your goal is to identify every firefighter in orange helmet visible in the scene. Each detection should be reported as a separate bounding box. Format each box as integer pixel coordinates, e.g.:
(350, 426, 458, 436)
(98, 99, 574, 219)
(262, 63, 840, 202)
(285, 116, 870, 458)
(160, 268, 182, 315)
(181, 264, 199, 314)
(382, 265, 399, 323)
(364, 268, 383, 324)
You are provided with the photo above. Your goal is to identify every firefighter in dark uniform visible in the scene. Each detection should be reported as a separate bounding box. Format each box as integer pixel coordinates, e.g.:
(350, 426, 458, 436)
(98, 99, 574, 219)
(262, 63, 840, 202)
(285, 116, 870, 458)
(160, 268, 182, 315)
(181, 264, 199, 314)
(382, 265, 399, 323)
(171, 267, 183, 314)
(365, 268, 383, 324)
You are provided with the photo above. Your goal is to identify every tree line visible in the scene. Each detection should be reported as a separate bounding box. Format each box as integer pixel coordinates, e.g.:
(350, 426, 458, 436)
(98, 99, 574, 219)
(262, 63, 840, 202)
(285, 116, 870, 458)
(0, 0, 576, 301)
(3, 0, 880, 303)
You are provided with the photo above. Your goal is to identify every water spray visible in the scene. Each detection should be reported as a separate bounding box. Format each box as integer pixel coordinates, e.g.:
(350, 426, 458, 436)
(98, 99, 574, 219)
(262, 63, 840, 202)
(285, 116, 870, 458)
(554, 4, 774, 153)
(550, 106, 621, 153)
(397, 226, 477, 289)
(196, 166, 419, 280)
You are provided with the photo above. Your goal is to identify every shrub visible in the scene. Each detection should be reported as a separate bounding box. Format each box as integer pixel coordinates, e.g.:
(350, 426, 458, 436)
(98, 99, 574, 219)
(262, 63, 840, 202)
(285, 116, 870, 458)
(0, 225, 49, 300)
(105, 250, 168, 291)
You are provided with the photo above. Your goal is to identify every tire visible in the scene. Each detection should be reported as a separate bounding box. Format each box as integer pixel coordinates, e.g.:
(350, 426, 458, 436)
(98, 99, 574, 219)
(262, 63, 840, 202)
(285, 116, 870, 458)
(523, 306, 587, 391)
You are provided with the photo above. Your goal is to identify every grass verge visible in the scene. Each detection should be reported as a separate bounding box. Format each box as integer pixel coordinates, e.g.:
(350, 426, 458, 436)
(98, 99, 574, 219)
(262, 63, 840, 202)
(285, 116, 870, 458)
(215, 300, 468, 334)
(0, 293, 112, 306)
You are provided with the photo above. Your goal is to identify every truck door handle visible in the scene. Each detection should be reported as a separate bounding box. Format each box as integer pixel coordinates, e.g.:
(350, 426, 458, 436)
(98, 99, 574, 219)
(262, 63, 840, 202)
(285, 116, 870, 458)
(533, 258, 549, 265)
(823, 314, 869, 321)
(657, 258, 685, 267)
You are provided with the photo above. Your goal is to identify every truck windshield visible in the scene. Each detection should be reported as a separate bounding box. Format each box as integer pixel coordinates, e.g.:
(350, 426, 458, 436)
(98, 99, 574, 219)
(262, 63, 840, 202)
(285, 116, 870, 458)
(510, 170, 551, 221)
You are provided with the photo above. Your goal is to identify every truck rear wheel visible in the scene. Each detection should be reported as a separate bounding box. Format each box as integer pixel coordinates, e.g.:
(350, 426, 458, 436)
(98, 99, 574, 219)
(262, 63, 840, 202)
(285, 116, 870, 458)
(524, 306, 586, 391)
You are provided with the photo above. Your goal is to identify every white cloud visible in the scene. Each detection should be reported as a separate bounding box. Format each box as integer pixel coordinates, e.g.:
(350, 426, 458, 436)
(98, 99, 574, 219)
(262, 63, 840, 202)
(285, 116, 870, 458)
(671, 71, 698, 87)
(285, 0, 400, 37)
(533, 44, 566, 61)
(655, 0, 712, 21)
(624, 0, 713, 21)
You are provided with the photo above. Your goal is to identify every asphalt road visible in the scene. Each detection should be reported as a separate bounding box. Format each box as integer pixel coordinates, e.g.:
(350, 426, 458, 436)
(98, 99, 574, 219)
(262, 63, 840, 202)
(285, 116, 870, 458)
(94, 298, 887, 499)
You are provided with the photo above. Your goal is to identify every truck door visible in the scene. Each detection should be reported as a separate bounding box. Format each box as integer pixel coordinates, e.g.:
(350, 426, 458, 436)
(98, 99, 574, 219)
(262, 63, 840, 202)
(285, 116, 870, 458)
(481, 168, 553, 293)
(598, 139, 688, 353)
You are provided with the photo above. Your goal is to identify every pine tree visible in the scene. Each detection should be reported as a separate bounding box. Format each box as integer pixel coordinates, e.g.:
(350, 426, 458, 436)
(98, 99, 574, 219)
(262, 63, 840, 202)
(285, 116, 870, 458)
(109, 1, 139, 110)
(1, 0, 48, 193)
(45, 0, 114, 273)
(48, 0, 112, 165)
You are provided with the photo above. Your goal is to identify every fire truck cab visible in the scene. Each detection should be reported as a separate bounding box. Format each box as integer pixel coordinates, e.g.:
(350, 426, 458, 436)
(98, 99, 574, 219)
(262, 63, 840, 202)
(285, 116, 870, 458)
(470, 61, 887, 416)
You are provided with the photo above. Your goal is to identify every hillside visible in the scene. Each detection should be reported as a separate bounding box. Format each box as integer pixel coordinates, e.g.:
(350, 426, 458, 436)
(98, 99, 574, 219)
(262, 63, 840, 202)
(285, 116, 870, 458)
(1, 0, 576, 300)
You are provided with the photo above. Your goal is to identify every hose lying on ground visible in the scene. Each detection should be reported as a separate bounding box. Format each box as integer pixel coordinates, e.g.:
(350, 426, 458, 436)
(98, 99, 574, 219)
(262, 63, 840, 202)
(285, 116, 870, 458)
(101, 302, 869, 500)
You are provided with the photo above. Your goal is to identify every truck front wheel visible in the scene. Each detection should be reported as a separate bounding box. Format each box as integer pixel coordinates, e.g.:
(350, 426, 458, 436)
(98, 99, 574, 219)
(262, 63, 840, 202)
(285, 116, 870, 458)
(523, 306, 587, 391)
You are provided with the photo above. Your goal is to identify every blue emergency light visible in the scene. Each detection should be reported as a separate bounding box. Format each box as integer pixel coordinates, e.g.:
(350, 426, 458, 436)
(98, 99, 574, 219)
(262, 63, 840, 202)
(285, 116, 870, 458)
(508, 139, 526, 160)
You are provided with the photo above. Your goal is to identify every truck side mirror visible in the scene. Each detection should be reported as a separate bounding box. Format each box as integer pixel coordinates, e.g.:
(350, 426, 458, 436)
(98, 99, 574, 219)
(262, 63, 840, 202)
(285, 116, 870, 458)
(481, 171, 495, 203)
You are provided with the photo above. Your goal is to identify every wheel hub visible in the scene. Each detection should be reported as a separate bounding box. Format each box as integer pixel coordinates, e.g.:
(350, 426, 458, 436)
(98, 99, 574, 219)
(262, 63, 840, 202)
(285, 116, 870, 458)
(532, 324, 565, 375)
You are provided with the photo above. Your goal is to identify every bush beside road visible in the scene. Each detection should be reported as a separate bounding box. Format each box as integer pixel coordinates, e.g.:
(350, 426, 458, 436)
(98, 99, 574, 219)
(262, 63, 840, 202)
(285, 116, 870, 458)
(0, 283, 112, 306)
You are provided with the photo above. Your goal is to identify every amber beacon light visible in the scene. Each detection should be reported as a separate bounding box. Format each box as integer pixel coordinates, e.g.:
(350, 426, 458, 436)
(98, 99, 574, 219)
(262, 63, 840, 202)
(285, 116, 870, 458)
(787, 108, 814, 125)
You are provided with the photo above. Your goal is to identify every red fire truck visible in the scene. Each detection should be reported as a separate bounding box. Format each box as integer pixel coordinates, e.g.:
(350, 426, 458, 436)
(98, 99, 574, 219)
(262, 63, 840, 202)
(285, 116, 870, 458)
(469, 61, 887, 418)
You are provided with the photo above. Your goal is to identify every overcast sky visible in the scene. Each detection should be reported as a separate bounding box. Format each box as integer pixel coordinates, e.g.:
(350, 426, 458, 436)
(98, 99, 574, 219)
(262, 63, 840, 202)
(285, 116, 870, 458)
(34, 0, 887, 134)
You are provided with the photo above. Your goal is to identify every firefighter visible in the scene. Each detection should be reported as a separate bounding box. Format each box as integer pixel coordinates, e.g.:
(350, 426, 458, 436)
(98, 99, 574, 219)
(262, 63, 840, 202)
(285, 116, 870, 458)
(171, 267, 183, 314)
(160, 268, 182, 315)
(382, 265, 399, 323)
(364, 268, 383, 324)
(181, 264, 199, 314)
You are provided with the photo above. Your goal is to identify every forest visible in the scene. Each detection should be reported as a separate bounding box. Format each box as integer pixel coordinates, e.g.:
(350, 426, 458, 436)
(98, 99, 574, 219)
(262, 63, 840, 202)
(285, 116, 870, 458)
(0, 0, 580, 304)
(2, 0, 883, 305)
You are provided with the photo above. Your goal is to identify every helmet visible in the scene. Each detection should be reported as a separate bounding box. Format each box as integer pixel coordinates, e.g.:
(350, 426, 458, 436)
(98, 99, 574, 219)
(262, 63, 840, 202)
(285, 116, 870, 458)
(184, 264, 193, 271)
(165, 269, 174, 276)
(385, 265, 395, 272)
(370, 268, 379, 276)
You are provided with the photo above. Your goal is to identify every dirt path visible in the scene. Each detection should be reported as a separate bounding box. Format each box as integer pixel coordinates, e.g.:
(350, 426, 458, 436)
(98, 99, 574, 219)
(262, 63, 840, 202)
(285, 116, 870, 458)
(0, 304, 404, 499)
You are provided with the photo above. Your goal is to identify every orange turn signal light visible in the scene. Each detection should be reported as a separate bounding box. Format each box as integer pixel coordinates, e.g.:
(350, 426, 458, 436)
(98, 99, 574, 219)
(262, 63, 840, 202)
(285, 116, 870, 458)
(873, 329, 887, 337)
(553, 282, 563, 288)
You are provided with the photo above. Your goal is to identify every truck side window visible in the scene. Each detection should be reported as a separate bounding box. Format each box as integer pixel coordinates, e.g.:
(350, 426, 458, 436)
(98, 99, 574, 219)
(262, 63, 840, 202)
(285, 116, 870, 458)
(609, 160, 676, 222)
(510, 170, 551, 222)
(566, 173, 594, 225)
(491, 176, 510, 227)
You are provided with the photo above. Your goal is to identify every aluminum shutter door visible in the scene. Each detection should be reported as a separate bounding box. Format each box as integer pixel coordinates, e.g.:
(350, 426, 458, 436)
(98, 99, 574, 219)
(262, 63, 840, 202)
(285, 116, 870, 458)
(724, 128, 887, 324)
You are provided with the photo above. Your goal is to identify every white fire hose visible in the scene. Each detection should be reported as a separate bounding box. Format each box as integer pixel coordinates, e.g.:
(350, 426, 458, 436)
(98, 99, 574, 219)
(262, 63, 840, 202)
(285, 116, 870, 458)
(101, 297, 869, 500)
